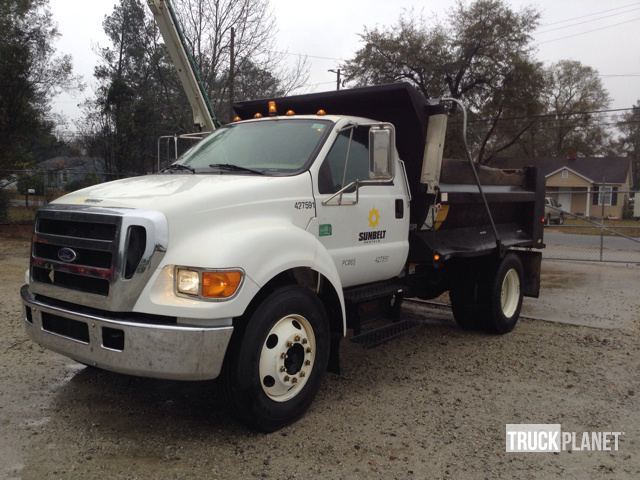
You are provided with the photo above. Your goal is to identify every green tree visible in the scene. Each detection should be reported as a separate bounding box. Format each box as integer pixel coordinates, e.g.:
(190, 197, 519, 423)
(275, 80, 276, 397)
(617, 101, 640, 189)
(84, 0, 308, 175)
(343, 0, 542, 163)
(538, 60, 611, 158)
(0, 0, 80, 170)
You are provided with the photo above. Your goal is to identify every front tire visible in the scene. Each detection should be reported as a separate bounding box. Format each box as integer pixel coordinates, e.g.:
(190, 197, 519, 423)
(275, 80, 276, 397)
(222, 285, 330, 432)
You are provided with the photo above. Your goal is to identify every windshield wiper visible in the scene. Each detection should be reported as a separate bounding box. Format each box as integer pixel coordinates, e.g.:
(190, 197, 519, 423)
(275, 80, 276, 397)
(208, 163, 264, 175)
(161, 163, 195, 174)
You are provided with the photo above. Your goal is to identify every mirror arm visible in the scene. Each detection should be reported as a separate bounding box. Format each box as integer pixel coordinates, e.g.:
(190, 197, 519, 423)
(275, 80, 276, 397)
(322, 180, 360, 206)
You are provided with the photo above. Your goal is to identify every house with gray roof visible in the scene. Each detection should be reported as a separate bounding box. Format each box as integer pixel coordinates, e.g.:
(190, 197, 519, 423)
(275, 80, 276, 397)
(491, 156, 633, 219)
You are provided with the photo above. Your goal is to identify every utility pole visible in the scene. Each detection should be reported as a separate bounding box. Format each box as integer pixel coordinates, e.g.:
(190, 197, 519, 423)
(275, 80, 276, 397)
(328, 68, 341, 91)
(229, 27, 235, 121)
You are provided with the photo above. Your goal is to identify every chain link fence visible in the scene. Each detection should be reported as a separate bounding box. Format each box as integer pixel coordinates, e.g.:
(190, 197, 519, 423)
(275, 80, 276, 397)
(0, 169, 130, 226)
(3, 170, 639, 265)
(543, 188, 640, 264)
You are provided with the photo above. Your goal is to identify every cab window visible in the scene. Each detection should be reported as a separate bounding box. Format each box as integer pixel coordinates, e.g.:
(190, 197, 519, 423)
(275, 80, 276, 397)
(318, 126, 370, 194)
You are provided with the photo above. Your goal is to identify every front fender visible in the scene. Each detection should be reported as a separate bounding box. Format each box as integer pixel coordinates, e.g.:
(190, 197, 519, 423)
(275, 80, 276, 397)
(133, 218, 346, 333)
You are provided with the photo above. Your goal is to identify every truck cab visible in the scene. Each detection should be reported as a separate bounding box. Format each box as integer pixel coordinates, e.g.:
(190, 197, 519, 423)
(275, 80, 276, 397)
(21, 83, 544, 431)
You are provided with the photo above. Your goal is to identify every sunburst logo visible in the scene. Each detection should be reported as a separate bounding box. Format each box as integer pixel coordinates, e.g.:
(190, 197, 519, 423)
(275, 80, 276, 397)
(368, 208, 380, 228)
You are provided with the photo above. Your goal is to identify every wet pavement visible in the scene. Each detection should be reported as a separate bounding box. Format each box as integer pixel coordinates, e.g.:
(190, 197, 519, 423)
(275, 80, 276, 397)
(1, 237, 639, 479)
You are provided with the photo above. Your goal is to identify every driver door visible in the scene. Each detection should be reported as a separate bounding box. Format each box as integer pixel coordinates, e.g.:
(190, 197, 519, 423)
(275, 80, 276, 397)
(312, 125, 407, 288)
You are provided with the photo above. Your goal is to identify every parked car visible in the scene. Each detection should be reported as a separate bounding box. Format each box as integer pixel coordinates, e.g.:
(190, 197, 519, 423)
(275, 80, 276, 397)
(545, 196, 565, 225)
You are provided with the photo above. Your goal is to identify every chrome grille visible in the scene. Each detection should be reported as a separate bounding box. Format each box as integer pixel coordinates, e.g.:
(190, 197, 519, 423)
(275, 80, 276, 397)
(28, 205, 168, 312)
(32, 210, 121, 297)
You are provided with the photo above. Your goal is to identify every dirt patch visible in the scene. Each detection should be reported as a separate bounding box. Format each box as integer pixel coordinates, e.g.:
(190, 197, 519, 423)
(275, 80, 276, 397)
(1, 240, 639, 479)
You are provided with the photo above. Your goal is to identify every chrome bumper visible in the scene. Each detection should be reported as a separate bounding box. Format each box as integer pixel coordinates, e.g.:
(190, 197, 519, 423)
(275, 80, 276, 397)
(21, 286, 233, 381)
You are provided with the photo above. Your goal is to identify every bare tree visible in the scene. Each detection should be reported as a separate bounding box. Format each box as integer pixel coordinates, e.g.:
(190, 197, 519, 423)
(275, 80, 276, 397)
(173, 0, 308, 119)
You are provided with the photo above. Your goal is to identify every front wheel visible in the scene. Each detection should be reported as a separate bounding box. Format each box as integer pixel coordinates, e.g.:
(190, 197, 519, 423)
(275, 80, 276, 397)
(222, 285, 330, 432)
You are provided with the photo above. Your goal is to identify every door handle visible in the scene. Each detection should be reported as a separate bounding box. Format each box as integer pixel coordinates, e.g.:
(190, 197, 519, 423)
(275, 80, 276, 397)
(395, 199, 404, 219)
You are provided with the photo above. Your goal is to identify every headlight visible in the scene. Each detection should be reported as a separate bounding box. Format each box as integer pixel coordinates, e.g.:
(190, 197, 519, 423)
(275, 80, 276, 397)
(175, 267, 243, 300)
(176, 268, 200, 296)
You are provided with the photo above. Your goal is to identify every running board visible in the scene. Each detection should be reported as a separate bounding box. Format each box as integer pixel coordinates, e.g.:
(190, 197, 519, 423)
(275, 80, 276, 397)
(343, 279, 405, 305)
(350, 319, 421, 349)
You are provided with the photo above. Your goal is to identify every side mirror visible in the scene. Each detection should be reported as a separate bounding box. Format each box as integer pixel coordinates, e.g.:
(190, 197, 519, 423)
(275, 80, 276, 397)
(369, 126, 394, 180)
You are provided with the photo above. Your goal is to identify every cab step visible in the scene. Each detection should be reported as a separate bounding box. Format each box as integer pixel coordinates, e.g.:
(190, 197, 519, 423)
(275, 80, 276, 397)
(343, 278, 406, 305)
(350, 319, 421, 349)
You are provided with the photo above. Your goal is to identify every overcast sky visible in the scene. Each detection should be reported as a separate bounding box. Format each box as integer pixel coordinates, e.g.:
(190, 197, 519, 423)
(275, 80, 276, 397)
(50, 0, 640, 131)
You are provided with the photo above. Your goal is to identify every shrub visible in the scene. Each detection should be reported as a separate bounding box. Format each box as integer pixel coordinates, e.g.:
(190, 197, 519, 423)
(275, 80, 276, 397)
(0, 189, 9, 223)
(65, 173, 101, 192)
(17, 174, 44, 195)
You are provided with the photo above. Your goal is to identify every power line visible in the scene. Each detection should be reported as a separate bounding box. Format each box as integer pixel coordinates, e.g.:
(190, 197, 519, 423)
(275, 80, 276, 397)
(462, 107, 636, 124)
(536, 5, 640, 34)
(539, 1, 640, 27)
(267, 50, 345, 62)
(599, 73, 640, 77)
(538, 15, 640, 44)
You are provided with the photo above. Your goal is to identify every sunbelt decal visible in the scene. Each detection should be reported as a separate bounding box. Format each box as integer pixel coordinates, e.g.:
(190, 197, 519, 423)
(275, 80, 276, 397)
(359, 208, 386, 243)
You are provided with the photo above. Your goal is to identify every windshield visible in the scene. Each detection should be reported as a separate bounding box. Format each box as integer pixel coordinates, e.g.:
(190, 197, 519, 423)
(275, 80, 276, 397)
(176, 119, 332, 175)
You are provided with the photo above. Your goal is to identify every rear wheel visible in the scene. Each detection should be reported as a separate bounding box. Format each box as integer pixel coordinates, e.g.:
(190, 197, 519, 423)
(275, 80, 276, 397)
(222, 285, 330, 432)
(480, 254, 524, 334)
(450, 269, 482, 330)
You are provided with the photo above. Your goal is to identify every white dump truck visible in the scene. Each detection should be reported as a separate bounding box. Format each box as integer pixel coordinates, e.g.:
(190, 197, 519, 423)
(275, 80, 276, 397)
(21, 82, 545, 431)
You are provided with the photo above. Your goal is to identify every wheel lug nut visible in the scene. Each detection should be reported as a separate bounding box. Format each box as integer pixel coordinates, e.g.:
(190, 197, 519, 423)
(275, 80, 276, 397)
(302, 338, 307, 344)
(286, 341, 293, 347)
(291, 377, 298, 384)
(306, 347, 311, 353)
(280, 352, 286, 359)
(300, 371, 306, 377)
(305, 360, 311, 366)
(294, 335, 300, 342)
(280, 366, 286, 372)
(284, 375, 290, 382)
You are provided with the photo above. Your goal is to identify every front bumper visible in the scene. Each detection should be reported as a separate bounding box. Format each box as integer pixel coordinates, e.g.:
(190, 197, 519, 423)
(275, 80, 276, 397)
(21, 286, 233, 380)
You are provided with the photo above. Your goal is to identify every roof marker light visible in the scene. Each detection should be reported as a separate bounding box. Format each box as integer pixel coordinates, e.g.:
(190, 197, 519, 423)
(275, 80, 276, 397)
(316, 109, 326, 116)
(268, 101, 277, 116)
(254, 112, 263, 119)
(286, 109, 295, 116)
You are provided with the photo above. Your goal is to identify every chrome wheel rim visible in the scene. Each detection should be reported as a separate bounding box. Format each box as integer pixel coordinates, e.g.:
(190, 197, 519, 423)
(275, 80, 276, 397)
(500, 268, 520, 318)
(259, 314, 316, 402)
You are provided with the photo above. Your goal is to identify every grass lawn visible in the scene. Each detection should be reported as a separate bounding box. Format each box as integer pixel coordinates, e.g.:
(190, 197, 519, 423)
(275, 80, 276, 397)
(6, 206, 37, 224)
(546, 217, 640, 237)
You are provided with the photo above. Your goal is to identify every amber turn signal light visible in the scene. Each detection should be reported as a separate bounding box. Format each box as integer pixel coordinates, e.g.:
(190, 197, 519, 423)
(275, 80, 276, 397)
(201, 270, 243, 298)
(285, 109, 295, 116)
(316, 109, 326, 116)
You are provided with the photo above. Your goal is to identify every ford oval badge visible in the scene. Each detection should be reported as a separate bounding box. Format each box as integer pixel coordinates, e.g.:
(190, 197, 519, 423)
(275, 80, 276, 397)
(57, 247, 77, 263)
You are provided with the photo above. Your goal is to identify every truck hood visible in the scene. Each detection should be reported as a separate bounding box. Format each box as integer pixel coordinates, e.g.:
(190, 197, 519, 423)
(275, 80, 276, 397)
(53, 173, 311, 215)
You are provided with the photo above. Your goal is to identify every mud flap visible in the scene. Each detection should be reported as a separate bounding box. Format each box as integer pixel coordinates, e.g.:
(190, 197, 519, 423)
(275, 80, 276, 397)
(515, 250, 542, 298)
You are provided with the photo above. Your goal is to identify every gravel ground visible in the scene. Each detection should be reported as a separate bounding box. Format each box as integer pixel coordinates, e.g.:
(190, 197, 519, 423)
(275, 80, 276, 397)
(1, 233, 639, 480)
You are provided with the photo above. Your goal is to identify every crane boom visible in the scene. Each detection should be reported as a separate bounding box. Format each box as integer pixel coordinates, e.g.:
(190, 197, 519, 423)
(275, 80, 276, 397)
(147, 0, 218, 132)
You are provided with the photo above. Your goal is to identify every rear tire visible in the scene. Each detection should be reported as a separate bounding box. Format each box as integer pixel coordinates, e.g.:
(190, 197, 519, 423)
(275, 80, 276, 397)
(222, 285, 330, 432)
(479, 254, 524, 334)
(450, 270, 482, 330)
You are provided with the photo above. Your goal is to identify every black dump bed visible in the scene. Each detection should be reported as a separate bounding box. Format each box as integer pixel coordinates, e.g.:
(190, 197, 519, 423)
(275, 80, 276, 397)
(234, 83, 545, 260)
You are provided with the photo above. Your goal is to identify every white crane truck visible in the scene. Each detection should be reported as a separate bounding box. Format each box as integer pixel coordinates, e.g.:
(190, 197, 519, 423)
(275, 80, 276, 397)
(20, 1, 545, 432)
